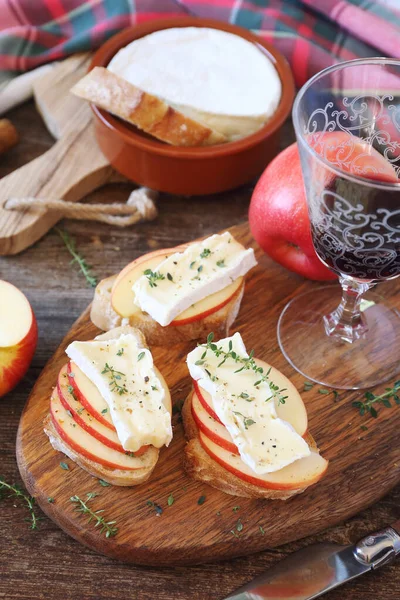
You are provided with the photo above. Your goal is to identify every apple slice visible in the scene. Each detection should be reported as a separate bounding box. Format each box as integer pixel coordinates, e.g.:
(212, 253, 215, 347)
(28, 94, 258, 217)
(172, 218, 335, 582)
(57, 363, 149, 456)
(191, 390, 238, 454)
(193, 358, 308, 437)
(68, 361, 115, 430)
(0, 280, 38, 398)
(199, 431, 328, 490)
(111, 248, 176, 318)
(110, 246, 243, 326)
(50, 389, 156, 470)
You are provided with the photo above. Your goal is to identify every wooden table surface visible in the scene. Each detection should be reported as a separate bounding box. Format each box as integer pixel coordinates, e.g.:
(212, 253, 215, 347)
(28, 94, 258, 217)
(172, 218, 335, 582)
(0, 101, 398, 600)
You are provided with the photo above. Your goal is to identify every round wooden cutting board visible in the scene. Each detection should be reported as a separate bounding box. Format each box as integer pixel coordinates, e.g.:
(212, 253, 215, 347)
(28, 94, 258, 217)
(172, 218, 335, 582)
(16, 223, 400, 565)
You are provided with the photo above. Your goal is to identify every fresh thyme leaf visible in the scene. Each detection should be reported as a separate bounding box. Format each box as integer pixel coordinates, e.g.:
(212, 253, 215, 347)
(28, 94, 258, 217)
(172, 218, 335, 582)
(60, 462, 69, 470)
(200, 248, 211, 259)
(144, 269, 165, 288)
(197, 265, 203, 273)
(189, 261, 196, 269)
(67, 385, 75, 395)
(199, 337, 287, 405)
(98, 479, 111, 487)
(101, 408, 108, 414)
(116, 348, 124, 356)
(70, 493, 118, 537)
(195, 359, 205, 366)
(236, 519, 243, 532)
(360, 425, 368, 431)
(232, 506, 240, 512)
(259, 525, 265, 535)
(102, 363, 127, 395)
(303, 381, 314, 391)
(167, 272, 173, 282)
(233, 411, 256, 430)
(47, 497, 55, 503)
(353, 380, 400, 418)
(197, 495, 206, 505)
(55, 227, 97, 288)
(138, 351, 145, 361)
(167, 494, 174, 506)
(216, 259, 225, 268)
(0, 478, 40, 529)
(318, 388, 330, 395)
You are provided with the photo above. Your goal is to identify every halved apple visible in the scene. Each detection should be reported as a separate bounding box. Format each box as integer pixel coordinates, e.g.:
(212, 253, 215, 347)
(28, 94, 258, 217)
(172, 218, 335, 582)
(110, 246, 243, 326)
(57, 364, 148, 456)
(191, 390, 238, 454)
(50, 390, 156, 470)
(199, 431, 328, 490)
(0, 280, 38, 398)
(193, 358, 308, 438)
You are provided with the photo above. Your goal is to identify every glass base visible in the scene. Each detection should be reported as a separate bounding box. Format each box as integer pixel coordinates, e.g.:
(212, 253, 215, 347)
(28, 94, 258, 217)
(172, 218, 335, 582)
(277, 286, 400, 390)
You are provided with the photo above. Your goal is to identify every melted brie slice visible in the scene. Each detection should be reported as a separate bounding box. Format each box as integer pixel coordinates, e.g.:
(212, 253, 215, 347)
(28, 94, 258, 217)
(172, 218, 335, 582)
(187, 333, 310, 474)
(132, 232, 256, 327)
(66, 333, 172, 452)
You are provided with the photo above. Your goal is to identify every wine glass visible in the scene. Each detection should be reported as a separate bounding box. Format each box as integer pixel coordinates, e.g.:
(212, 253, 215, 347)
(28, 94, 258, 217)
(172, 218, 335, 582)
(277, 58, 400, 390)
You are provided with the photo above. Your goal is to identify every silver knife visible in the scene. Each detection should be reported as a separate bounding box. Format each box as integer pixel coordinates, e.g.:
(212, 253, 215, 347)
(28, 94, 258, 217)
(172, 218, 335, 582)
(224, 521, 400, 600)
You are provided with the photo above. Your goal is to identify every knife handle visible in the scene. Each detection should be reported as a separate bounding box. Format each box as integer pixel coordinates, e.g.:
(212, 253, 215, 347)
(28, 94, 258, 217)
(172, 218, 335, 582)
(355, 524, 400, 569)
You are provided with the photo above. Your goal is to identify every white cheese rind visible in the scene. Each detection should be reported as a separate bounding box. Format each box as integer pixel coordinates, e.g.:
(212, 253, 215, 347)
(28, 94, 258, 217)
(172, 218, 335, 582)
(108, 27, 282, 140)
(132, 232, 257, 327)
(187, 333, 310, 474)
(66, 334, 172, 452)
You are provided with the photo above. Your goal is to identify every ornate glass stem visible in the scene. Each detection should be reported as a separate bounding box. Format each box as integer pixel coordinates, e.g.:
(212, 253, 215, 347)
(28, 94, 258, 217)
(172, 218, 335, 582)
(323, 276, 374, 343)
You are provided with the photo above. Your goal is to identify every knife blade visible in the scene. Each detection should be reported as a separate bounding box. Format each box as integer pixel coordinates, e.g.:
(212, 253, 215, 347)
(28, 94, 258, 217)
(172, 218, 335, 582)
(224, 521, 400, 600)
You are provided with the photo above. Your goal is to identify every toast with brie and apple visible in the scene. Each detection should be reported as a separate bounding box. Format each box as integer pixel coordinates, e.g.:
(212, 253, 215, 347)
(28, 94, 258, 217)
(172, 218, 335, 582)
(90, 232, 257, 346)
(71, 67, 226, 147)
(44, 326, 172, 486)
(182, 333, 328, 499)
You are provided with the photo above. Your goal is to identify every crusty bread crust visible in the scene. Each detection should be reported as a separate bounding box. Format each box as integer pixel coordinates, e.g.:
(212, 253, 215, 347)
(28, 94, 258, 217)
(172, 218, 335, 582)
(90, 275, 244, 346)
(71, 67, 226, 146)
(182, 391, 320, 500)
(44, 414, 159, 486)
(43, 325, 167, 486)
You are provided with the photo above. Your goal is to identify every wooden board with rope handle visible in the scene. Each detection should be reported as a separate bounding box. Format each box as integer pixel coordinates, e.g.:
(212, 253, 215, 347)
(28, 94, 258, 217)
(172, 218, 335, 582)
(0, 55, 156, 256)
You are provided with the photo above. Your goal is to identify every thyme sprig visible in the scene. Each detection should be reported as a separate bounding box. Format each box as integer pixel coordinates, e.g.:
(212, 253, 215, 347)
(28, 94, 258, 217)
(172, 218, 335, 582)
(0, 477, 40, 530)
(198, 333, 288, 405)
(56, 228, 97, 288)
(353, 380, 400, 418)
(70, 492, 118, 538)
(101, 363, 127, 395)
(144, 269, 165, 288)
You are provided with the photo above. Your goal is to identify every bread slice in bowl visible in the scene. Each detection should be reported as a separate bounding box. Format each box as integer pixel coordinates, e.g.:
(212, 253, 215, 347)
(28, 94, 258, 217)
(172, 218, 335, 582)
(90, 232, 256, 346)
(44, 326, 172, 486)
(71, 66, 226, 146)
(183, 332, 328, 499)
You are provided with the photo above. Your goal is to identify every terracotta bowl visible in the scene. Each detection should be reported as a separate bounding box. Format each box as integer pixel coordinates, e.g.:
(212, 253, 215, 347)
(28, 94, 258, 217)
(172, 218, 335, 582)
(90, 17, 295, 196)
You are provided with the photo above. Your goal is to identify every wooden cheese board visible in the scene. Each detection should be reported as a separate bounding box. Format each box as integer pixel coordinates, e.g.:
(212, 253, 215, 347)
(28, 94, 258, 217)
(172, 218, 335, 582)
(16, 222, 400, 566)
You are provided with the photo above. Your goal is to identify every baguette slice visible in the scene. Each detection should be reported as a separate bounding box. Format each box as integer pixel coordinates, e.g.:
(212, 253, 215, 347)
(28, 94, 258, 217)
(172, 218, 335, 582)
(71, 66, 226, 146)
(44, 326, 168, 486)
(90, 273, 245, 347)
(182, 391, 325, 500)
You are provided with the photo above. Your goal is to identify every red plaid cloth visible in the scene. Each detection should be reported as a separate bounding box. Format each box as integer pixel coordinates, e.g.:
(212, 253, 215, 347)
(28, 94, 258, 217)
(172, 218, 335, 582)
(1, 0, 400, 87)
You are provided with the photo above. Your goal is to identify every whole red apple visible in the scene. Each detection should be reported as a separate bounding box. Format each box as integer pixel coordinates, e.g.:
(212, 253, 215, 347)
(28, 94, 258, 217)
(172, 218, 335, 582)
(249, 142, 337, 281)
(0, 280, 38, 398)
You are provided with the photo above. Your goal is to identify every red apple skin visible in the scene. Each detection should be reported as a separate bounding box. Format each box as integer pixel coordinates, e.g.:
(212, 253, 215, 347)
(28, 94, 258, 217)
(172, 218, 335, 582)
(199, 432, 328, 491)
(249, 142, 337, 281)
(191, 392, 238, 455)
(0, 312, 38, 398)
